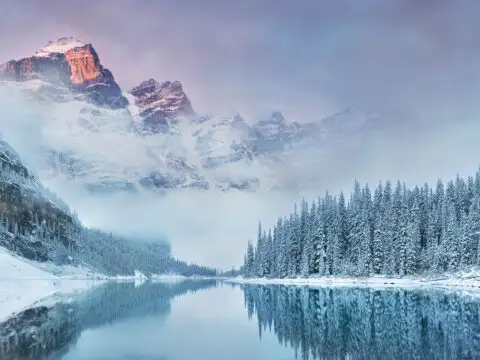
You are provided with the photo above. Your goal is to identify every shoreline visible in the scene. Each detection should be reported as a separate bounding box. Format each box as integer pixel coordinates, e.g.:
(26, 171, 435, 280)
(226, 273, 480, 291)
(0, 247, 220, 323)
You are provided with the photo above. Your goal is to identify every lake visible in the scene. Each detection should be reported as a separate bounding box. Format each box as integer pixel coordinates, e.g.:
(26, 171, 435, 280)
(1, 280, 479, 360)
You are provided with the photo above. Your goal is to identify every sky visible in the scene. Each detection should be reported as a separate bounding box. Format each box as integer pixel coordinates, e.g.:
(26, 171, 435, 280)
(1, 0, 480, 123)
(2, 0, 480, 269)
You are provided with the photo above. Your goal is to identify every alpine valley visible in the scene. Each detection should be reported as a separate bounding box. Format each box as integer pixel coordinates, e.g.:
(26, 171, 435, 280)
(0, 37, 385, 194)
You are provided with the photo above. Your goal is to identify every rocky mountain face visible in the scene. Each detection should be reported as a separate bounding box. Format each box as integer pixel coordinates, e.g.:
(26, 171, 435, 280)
(1, 37, 127, 109)
(0, 37, 383, 193)
(129, 79, 194, 133)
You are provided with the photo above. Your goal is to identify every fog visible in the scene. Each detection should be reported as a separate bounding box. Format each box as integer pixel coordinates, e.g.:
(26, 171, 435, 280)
(0, 88, 479, 269)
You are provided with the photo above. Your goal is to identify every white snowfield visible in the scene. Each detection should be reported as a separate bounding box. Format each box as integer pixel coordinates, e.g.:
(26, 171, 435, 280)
(0, 247, 96, 322)
(227, 272, 480, 291)
(0, 247, 155, 323)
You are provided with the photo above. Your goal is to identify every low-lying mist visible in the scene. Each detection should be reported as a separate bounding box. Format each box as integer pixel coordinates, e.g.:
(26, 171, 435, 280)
(0, 88, 479, 269)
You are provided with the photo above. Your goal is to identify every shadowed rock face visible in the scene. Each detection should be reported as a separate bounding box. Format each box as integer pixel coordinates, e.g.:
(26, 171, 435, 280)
(0, 55, 71, 83)
(129, 78, 195, 132)
(1, 38, 127, 109)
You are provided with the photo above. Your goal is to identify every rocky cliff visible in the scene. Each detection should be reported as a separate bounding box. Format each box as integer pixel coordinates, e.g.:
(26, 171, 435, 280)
(129, 78, 195, 133)
(1, 37, 127, 109)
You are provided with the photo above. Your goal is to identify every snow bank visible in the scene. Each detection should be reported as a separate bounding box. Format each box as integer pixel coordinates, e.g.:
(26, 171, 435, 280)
(227, 273, 480, 291)
(0, 248, 214, 322)
(151, 273, 186, 281)
(0, 247, 106, 322)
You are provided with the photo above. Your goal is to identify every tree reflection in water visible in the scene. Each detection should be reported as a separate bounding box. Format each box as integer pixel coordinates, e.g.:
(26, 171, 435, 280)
(242, 285, 480, 360)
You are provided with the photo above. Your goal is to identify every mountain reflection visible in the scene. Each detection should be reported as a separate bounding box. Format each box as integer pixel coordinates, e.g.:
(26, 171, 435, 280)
(0, 279, 217, 360)
(241, 285, 480, 360)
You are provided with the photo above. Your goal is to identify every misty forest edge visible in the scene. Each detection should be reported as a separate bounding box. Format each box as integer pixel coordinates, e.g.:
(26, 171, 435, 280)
(242, 168, 480, 279)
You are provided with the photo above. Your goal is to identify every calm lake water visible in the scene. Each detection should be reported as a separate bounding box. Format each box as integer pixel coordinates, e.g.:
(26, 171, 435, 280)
(1, 280, 480, 360)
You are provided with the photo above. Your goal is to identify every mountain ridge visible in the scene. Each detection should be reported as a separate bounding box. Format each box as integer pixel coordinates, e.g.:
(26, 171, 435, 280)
(0, 37, 382, 193)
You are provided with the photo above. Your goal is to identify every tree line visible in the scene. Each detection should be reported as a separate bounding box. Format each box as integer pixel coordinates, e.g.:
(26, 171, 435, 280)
(243, 169, 480, 278)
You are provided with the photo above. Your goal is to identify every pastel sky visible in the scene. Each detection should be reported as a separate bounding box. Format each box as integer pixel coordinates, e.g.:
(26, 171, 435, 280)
(1, 0, 480, 123)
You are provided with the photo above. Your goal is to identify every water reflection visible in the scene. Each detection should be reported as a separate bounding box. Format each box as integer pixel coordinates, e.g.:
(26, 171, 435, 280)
(0, 279, 217, 360)
(241, 285, 480, 360)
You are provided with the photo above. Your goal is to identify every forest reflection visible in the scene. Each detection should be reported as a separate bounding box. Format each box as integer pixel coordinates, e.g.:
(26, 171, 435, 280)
(0, 279, 217, 360)
(242, 285, 480, 360)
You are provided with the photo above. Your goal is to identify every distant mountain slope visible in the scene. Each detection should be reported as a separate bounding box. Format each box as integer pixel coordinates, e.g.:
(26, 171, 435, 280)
(0, 135, 79, 263)
(0, 133, 214, 276)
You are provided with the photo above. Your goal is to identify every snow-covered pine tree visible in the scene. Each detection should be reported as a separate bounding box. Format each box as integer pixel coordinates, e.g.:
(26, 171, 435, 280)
(241, 168, 480, 279)
(372, 182, 384, 274)
(264, 230, 273, 277)
(314, 198, 327, 276)
(288, 207, 301, 277)
(276, 217, 289, 278)
(405, 198, 421, 275)
(347, 181, 363, 269)
(245, 240, 255, 277)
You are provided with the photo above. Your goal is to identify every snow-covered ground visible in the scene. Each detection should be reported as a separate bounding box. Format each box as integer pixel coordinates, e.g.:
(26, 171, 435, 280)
(0, 247, 108, 322)
(0, 248, 170, 323)
(227, 271, 480, 291)
(151, 274, 187, 283)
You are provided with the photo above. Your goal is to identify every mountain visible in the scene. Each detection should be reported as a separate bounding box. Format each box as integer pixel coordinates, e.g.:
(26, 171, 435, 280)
(0, 135, 79, 263)
(0, 37, 382, 193)
(1, 37, 127, 109)
(0, 133, 215, 276)
(128, 78, 195, 134)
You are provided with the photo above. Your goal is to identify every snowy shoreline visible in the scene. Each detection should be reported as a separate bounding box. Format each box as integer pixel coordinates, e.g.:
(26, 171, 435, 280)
(0, 248, 193, 323)
(226, 272, 480, 291)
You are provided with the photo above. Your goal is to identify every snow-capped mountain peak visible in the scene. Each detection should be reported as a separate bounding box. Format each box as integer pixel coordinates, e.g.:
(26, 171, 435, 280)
(35, 37, 87, 57)
(1, 37, 128, 109)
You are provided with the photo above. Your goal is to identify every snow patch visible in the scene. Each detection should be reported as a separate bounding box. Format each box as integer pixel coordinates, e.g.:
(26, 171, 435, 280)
(35, 37, 86, 57)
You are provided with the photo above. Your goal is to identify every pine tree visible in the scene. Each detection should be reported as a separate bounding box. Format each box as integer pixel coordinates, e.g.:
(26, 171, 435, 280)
(357, 207, 372, 276)
(276, 218, 289, 278)
(444, 200, 460, 271)
(264, 230, 273, 277)
(461, 196, 480, 267)
(245, 240, 255, 277)
(372, 183, 384, 274)
(405, 199, 421, 275)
